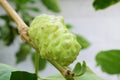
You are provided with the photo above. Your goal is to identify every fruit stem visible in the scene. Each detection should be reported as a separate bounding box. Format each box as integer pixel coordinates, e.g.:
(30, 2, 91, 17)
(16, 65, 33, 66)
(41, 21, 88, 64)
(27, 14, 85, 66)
(48, 59, 75, 80)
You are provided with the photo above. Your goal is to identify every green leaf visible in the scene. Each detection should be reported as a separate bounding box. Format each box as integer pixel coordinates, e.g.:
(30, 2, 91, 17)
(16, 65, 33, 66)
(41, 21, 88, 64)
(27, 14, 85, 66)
(16, 43, 31, 64)
(48, 67, 104, 80)
(31, 53, 47, 71)
(10, 71, 37, 80)
(93, 0, 120, 10)
(76, 35, 90, 49)
(96, 50, 120, 74)
(0, 24, 17, 45)
(72, 61, 86, 76)
(0, 63, 16, 80)
(0, 64, 37, 80)
(78, 61, 86, 76)
(41, 0, 61, 12)
(0, 25, 10, 44)
(6, 25, 18, 45)
(66, 24, 73, 29)
(0, 15, 18, 45)
(72, 62, 82, 75)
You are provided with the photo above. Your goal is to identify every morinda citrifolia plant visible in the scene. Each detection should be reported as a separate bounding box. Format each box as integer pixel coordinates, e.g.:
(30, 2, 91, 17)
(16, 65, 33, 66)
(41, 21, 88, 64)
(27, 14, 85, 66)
(0, 0, 120, 80)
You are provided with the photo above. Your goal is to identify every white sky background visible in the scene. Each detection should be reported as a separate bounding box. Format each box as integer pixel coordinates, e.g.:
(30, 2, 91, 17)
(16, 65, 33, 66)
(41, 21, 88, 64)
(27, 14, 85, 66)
(0, 0, 120, 80)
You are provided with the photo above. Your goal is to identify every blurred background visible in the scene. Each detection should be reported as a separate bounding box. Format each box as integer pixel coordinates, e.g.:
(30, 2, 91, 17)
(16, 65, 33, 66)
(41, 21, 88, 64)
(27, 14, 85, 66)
(0, 0, 120, 80)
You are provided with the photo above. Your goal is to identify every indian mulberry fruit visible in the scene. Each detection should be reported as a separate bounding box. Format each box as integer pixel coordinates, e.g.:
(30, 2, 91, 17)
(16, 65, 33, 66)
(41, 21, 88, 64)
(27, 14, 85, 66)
(28, 14, 81, 66)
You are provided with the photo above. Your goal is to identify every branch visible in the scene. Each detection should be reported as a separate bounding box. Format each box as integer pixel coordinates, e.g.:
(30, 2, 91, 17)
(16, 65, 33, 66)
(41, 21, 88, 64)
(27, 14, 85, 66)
(0, 0, 38, 50)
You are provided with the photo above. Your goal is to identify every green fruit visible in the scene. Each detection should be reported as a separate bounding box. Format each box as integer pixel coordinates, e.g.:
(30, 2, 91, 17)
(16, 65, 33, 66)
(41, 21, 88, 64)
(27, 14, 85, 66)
(28, 14, 81, 66)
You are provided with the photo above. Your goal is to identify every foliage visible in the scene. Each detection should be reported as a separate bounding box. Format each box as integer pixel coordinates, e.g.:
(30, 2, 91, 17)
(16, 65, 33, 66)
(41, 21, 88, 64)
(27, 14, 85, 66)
(41, 0, 60, 12)
(0, 63, 104, 80)
(93, 0, 120, 10)
(0, 64, 16, 80)
(10, 71, 37, 80)
(0, 63, 37, 80)
(96, 50, 120, 74)
(0, 15, 18, 45)
(72, 61, 86, 76)
(16, 43, 31, 64)
(76, 35, 90, 49)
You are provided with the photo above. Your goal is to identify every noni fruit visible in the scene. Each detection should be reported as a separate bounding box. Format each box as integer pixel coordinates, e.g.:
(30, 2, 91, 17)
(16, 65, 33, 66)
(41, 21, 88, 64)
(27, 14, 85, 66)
(28, 14, 81, 66)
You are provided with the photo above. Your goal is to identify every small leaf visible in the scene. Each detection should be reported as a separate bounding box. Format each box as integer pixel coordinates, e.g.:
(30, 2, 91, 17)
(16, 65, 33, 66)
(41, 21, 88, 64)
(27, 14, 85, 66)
(78, 61, 86, 76)
(93, 0, 120, 10)
(0, 25, 10, 44)
(0, 24, 17, 45)
(0, 63, 16, 80)
(48, 67, 104, 80)
(16, 43, 31, 64)
(72, 62, 81, 75)
(6, 25, 18, 45)
(73, 61, 86, 76)
(96, 50, 120, 74)
(31, 53, 47, 71)
(41, 0, 61, 12)
(10, 71, 37, 80)
(0, 15, 18, 45)
(76, 34, 90, 49)
(66, 24, 73, 29)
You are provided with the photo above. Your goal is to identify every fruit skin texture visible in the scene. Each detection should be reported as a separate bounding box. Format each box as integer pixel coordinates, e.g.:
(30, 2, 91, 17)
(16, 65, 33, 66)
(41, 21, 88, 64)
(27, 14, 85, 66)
(28, 14, 81, 66)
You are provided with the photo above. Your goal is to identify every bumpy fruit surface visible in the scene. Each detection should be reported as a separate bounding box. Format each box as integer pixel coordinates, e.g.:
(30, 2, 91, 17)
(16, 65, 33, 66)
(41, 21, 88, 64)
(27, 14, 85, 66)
(28, 14, 81, 66)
